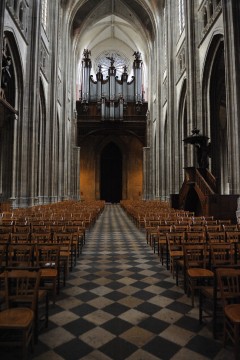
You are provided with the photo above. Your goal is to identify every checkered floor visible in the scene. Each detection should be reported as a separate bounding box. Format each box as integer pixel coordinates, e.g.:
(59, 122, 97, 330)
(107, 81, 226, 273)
(3, 204, 235, 359)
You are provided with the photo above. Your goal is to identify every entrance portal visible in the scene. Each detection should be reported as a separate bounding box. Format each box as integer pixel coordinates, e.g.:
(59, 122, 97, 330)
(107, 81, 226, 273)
(100, 142, 122, 203)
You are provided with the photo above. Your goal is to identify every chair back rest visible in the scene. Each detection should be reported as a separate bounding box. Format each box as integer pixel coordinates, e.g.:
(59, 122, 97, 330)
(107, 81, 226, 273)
(188, 225, 205, 232)
(4, 268, 41, 310)
(13, 225, 31, 234)
(11, 233, 31, 244)
(0, 225, 13, 234)
(0, 233, 11, 243)
(8, 244, 34, 267)
(186, 231, 206, 243)
(167, 232, 185, 246)
(0, 243, 7, 267)
(183, 244, 208, 269)
(222, 225, 238, 232)
(205, 225, 221, 232)
(35, 244, 60, 269)
(216, 267, 240, 306)
(31, 232, 52, 244)
(207, 231, 226, 243)
(226, 231, 240, 243)
(210, 243, 235, 267)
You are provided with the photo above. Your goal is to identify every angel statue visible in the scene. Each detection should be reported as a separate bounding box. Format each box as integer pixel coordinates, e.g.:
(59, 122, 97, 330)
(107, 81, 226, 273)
(133, 51, 141, 60)
(83, 49, 91, 58)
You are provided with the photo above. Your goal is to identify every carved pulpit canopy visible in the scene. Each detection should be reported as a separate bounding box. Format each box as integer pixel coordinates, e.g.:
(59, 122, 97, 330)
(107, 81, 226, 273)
(183, 128, 211, 168)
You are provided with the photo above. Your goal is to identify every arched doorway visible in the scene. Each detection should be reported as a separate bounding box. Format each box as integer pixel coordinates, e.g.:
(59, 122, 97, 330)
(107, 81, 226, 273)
(184, 187, 203, 216)
(100, 142, 122, 203)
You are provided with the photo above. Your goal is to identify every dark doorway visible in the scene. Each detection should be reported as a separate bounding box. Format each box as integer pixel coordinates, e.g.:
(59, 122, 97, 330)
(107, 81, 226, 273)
(184, 187, 203, 216)
(100, 142, 122, 203)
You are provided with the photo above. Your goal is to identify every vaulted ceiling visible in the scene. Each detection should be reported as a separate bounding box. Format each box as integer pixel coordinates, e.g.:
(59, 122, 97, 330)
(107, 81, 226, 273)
(65, 0, 163, 90)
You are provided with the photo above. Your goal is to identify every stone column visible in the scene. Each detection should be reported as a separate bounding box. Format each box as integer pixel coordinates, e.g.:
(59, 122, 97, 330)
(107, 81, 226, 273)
(185, 0, 198, 129)
(19, 0, 41, 207)
(10, 114, 18, 208)
(143, 147, 150, 200)
(0, 0, 6, 89)
(222, 1, 240, 194)
(71, 146, 81, 200)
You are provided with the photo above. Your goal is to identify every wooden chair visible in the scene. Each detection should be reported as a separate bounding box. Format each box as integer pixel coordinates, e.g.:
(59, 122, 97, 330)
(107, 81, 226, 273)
(166, 232, 185, 278)
(157, 225, 172, 267)
(226, 231, 240, 244)
(171, 224, 190, 233)
(145, 223, 158, 248)
(31, 232, 52, 244)
(186, 231, 206, 243)
(11, 232, 31, 244)
(31, 225, 50, 234)
(210, 243, 235, 269)
(183, 243, 214, 307)
(207, 231, 226, 244)
(8, 244, 34, 268)
(199, 245, 235, 337)
(0, 233, 11, 244)
(64, 224, 84, 258)
(0, 224, 13, 234)
(205, 220, 218, 225)
(35, 244, 60, 304)
(199, 267, 222, 338)
(216, 268, 240, 360)
(0, 269, 40, 359)
(205, 224, 222, 232)
(0, 243, 7, 271)
(52, 232, 72, 283)
(218, 219, 232, 225)
(188, 225, 205, 232)
(13, 225, 31, 234)
(67, 220, 86, 245)
(222, 224, 238, 232)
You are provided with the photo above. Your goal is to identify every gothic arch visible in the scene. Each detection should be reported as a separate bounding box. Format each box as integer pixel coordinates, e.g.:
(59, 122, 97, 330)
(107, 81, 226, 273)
(37, 79, 47, 204)
(163, 112, 170, 200)
(202, 34, 227, 193)
(178, 79, 187, 184)
(0, 30, 23, 202)
(3, 30, 24, 110)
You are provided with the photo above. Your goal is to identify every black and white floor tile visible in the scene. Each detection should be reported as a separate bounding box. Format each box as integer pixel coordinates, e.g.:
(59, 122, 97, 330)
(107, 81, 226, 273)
(2, 204, 235, 359)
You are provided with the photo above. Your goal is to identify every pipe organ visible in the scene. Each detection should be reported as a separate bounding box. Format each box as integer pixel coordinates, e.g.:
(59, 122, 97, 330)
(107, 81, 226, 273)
(76, 49, 148, 145)
(78, 50, 145, 121)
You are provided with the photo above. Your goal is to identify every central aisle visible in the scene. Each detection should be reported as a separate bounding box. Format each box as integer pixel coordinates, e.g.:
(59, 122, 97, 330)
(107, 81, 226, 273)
(31, 204, 231, 360)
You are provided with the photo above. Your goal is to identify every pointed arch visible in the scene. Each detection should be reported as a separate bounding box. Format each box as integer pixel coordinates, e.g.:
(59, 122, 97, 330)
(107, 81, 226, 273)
(37, 78, 47, 204)
(163, 112, 171, 200)
(0, 30, 23, 202)
(202, 34, 227, 193)
(2, 31, 23, 110)
(178, 79, 187, 184)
